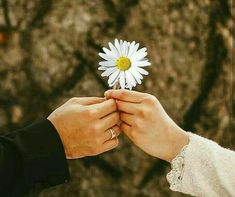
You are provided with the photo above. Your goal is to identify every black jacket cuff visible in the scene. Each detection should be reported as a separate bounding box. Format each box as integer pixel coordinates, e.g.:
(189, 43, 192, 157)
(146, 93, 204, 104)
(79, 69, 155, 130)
(6, 119, 70, 196)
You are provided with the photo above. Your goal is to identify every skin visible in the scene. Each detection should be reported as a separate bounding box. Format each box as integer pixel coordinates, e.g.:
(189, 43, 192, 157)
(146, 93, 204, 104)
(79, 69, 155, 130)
(105, 89, 189, 162)
(48, 97, 120, 159)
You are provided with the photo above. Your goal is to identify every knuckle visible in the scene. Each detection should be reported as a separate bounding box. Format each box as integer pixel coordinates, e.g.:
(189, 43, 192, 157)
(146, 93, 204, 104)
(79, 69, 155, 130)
(138, 108, 145, 116)
(69, 97, 78, 103)
(138, 107, 149, 117)
(88, 109, 98, 118)
(91, 124, 100, 133)
(70, 96, 79, 102)
(134, 119, 142, 129)
(83, 109, 91, 117)
(70, 97, 77, 101)
(142, 95, 156, 105)
(95, 125, 102, 132)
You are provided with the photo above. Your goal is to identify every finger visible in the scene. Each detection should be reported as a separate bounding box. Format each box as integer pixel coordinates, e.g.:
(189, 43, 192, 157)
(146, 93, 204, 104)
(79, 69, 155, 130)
(101, 137, 119, 153)
(120, 112, 134, 126)
(99, 112, 119, 131)
(120, 123, 132, 139)
(87, 99, 117, 118)
(102, 125, 121, 142)
(72, 97, 106, 105)
(116, 100, 139, 114)
(105, 89, 146, 103)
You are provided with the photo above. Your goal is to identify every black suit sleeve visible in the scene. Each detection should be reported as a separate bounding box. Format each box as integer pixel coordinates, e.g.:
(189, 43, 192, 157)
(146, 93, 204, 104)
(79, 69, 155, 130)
(0, 119, 70, 196)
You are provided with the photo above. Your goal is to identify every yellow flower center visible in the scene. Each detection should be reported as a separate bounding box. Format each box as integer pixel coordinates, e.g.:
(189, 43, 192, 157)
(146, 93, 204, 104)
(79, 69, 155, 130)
(116, 57, 131, 71)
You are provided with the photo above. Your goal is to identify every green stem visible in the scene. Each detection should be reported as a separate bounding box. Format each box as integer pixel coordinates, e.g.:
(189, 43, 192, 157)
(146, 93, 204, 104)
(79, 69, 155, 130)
(113, 81, 120, 89)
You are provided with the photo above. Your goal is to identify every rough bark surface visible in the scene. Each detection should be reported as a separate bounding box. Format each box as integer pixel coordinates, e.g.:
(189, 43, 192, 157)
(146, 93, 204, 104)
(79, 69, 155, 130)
(0, 0, 233, 196)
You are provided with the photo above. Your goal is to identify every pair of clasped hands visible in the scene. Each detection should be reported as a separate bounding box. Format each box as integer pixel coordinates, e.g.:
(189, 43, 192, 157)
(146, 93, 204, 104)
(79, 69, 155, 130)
(48, 90, 189, 162)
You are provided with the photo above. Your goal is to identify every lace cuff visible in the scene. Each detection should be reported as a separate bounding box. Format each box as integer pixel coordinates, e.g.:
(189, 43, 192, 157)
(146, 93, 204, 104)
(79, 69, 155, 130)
(166, 143, 189, 192)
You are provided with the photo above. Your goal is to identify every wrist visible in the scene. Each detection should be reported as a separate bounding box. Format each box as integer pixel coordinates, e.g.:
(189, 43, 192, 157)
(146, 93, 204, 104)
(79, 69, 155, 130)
(166, 126, 189, 162)
(47, 117, 68, 157)
(47, 117, 61, 139)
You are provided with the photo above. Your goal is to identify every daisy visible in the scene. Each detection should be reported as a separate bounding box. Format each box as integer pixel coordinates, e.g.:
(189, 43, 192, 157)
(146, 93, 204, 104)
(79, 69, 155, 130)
(98, 39, 151, 90)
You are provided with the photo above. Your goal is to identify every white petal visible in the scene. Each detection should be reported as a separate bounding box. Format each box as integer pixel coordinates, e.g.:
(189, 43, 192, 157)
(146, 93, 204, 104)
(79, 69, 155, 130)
(131, 51, 147, 62)
(119, 40, 124, 56)
(128, 43, 139, 58)
(141, 58, 148, 61)
(130, 47, 147, 57)
(129, 67, 142, 84)
(101, 67, 117, 77)
(98, 66, 107, 70)
(99, 61, 116, 67)
(136, 67, 149, 75)
(127, 84, 132, 90)
(114, 39, 121, 56)
(125, 70, 136, 87)
(123, 41, 128, 56)
(138, 47, 147, 53)
(130, 47, 147, 58)
(119, 71, 126, 89)
(132, 60, 151, 67)
(126, 79, 133, 90)
(127, 41, 136, 57)
(130, 66, 143, 79)
(122, 41, 126, 56)
(99, 53, 115, 61)
(103, 47, 117, 58)
(109, 42, 120, 57)
(108, 69, 120, 85)
(110, 77, 119, 87)
(126, 42, 130, 56)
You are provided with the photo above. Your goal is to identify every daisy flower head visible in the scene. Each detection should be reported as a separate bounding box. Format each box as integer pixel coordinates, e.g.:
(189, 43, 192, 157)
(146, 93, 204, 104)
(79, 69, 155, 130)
(98, 39, 151, 90)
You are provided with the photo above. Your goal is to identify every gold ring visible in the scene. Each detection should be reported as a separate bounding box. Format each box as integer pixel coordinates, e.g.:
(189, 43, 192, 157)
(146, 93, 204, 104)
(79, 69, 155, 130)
(109, 128, 116, 140)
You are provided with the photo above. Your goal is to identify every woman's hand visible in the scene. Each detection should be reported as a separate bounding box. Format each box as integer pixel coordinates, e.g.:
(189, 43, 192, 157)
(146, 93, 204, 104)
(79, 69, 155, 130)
(48, 97, 120, 159)
(105, 90, 189, 162)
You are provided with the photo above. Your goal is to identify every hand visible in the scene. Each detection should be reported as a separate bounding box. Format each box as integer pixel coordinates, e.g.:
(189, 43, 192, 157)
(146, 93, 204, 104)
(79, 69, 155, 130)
(105, 90, 189, 162)
(47, 97, 120, 159)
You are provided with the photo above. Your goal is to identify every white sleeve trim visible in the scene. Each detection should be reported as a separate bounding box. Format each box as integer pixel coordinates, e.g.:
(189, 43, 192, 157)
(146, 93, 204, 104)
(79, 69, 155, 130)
(166, 137, 190, 192)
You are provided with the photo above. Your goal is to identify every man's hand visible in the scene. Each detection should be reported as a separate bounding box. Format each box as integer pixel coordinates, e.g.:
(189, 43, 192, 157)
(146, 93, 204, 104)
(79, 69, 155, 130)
(105, 90, 189, 162)
(48, 97, 120, 159)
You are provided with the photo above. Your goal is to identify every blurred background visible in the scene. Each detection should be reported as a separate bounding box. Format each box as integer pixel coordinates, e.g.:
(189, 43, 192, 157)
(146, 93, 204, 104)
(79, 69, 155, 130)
(0, 0, 234, 196)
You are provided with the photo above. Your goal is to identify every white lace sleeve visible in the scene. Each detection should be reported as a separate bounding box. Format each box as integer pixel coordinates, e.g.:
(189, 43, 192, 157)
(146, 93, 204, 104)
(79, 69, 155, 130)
(166, 132, 235, 197)
(166, 143, 189, 192)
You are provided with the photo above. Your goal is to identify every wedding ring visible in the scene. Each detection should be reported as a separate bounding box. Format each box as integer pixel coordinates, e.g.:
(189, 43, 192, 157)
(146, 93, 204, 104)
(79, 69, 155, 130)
(109, 128, 116, 140)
